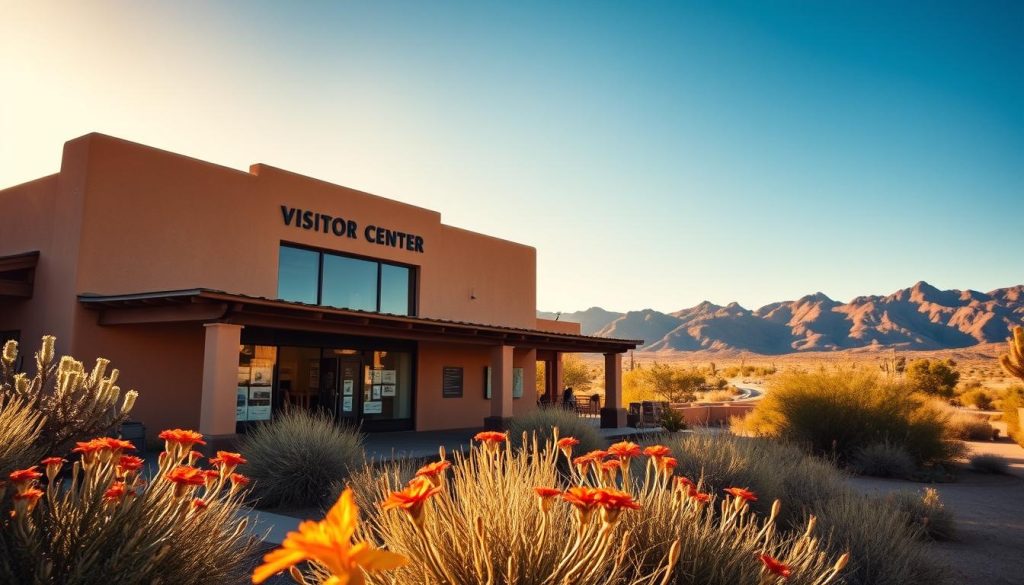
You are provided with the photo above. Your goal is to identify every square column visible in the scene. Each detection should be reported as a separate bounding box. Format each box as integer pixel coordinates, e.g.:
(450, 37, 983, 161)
(549, 352, 564, 403)
(484, 344, 514, 430)
(600, 352, 626, 428)
(199, 323, 243, 442)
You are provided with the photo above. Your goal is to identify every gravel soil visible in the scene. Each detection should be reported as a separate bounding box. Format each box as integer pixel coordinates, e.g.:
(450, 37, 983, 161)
(848, 432, 1024, 585)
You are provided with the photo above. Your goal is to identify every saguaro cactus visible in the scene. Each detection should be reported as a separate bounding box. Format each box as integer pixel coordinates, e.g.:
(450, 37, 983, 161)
(999, 325, 1024, 383)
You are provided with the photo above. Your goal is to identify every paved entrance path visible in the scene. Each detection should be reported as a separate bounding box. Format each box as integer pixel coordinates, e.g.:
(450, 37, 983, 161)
(361, 423, 665, 462)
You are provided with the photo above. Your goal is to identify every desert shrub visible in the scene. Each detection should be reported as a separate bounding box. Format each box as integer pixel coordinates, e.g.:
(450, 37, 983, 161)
(703, 389, 735, 402)
(969, 453, 1010, 475)
(946, 411, 994, 441)
(241, 408, 364, 508)
(260, 433, 847, 585)
(659, 432, 944, 585)
(658, 407, 688, 432)
(1002, 388, 1024, 448)
(958, 388, 994, 410)
(816, 494, 946, 585)
(1, 336, 138, 455)
(905, 358, 960, 398)
(886, 488, 955, 541)
(510, 407, 605, 454)
(0, 431, 257, 584)
(848, 442, 915, 478)
(0, 337, 255, 583)
(738, 369, 962, 465)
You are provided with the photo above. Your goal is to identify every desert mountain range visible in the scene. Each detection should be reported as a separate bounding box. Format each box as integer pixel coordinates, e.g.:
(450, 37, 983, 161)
(538, 282, 1024, 354)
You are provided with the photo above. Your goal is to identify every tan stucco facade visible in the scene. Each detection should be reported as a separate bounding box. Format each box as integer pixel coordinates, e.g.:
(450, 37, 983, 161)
(0, 133, 634, 439)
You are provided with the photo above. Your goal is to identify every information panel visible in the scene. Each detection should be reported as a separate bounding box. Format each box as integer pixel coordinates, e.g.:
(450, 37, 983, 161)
(442, 367, 463, 398)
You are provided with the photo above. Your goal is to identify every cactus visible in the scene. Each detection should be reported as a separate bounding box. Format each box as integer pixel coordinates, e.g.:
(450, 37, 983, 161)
(0, 335, 138, 455)
(1000, 325, 1024, 383)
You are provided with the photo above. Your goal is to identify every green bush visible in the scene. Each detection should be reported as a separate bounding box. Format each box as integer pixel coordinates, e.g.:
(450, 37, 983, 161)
(886, 488, 955, 541)
(905, 358, 960, 398)
(509, 407, 605, 454)
(946, 411, 994, 441)
(848, 442, 915, 478)
(737, 369, 962, 465)
(658, 407, 688, 432)
(658, 432, 944, 585)
(969, 453, 1010, 475)
(240, 409, 364, 508)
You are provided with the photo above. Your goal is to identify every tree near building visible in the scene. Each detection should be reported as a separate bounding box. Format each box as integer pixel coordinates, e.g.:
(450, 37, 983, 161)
(561, 354, 594, 393)
(642, 362, 705, 403)
(905, 358, 960, 398)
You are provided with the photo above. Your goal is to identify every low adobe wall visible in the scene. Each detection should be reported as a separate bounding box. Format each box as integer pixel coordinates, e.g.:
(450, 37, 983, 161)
(670, 402, 755, 427)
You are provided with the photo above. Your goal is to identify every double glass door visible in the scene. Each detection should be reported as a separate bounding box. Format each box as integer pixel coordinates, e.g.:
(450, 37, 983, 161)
(317, 349, 413, 431)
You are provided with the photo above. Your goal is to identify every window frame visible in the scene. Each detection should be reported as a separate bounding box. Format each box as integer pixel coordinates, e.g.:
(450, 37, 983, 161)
(278, 242, 418, 316)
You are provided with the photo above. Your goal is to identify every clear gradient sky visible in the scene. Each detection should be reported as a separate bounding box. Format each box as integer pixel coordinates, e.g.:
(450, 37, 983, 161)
(2, 1, 1022, 313)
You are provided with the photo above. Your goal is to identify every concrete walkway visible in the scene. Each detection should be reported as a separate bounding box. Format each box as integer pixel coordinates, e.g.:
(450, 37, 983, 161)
(361, 422, 666, 462)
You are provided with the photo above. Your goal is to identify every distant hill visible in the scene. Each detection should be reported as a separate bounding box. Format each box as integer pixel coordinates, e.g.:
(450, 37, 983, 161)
(539, 282, 1024, 354)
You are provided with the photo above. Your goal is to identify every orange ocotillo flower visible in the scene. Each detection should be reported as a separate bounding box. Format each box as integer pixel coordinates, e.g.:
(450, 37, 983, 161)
(534, 487, 562, 513)
(593, 488, 641, 525)
(12, 487, 44, 515)
(562, 486, 602, 525)
(253, 488, 408, 584)
(166, 466, 206, 497)
(9, 467, 42, 492)
(210, 451, 247, 475)
(759, 553, 793, 579)
(556, 437, 580, 458)
(643, 445, 671, 459)
(473, 431, 507, 454)
(607, 441, 641, 463)
(659, 456, 678, 475)
(688, 489, 712, 504)
(103, 482, 128, 502)
(381, 476, 443, 527)
(158, 429, 206, 452)
(414, 460, 452, 486)
(724, 487, 758, 504)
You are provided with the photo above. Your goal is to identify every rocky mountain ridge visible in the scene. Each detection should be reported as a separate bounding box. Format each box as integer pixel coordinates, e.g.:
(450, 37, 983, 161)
(538, 282, 1024, 354)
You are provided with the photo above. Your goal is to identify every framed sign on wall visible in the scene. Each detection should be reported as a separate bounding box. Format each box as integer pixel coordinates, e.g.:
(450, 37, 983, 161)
(442, 367, 463, 398)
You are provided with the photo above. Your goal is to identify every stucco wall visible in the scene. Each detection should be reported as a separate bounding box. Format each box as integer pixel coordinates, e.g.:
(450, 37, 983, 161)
(416, 341, 537, 431)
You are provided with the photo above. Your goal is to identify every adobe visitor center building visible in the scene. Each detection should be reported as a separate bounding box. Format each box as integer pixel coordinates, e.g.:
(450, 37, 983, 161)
(0, 133, 640, 444)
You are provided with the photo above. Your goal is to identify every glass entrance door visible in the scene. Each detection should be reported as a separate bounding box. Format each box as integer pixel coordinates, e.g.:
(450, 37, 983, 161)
(337, 356, 362, 424)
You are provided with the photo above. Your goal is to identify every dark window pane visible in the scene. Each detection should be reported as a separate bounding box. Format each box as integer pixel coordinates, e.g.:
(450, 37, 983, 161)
(321, 254, 377, 311)
(277, 246, 319, 304)
(379, 264, 411, 315)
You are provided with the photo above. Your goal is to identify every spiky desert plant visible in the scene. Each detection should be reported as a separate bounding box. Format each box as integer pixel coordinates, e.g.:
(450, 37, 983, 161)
(241, 408, 364, 508)
(1000, 326, 1024, 382)
(0, 394, 46, 479)
(257, 430, 848, 585)
(0, 336, 138, 455)
(0, 429, 258, 584)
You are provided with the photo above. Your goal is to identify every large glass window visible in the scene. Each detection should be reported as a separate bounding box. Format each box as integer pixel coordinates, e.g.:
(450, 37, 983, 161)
(277, 246, 319, 304)
(321, 254, 378, 312)
(379, 264, 412, 315)
(277, 244, 416, 315)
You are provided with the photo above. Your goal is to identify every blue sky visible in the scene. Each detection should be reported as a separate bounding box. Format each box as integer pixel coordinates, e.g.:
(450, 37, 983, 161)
(1, 1, 1021, 312)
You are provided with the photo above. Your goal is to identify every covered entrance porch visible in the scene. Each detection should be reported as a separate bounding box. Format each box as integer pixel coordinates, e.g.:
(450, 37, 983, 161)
(79, 289, 641, 440)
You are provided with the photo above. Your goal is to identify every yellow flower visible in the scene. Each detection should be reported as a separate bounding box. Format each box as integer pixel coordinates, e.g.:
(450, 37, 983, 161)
(253, 488, 408, 585)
